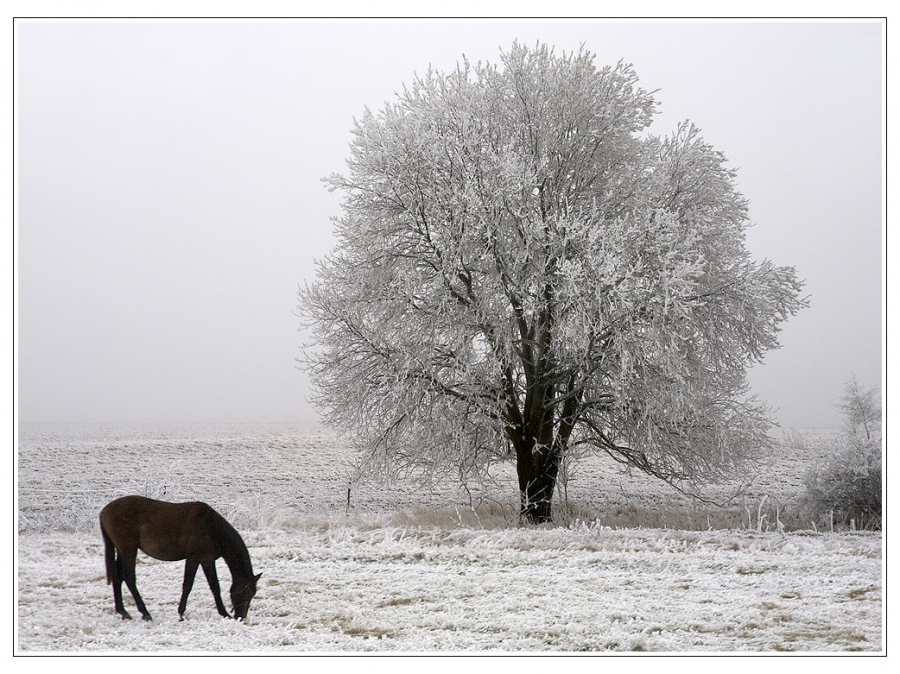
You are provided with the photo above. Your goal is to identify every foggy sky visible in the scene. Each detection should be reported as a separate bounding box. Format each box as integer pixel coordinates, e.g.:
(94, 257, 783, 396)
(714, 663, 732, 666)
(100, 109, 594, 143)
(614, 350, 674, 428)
(15, 20, 883, 428)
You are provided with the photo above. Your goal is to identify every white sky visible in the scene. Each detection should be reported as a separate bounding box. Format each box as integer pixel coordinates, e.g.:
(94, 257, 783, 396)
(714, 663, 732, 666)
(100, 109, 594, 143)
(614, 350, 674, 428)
(15, 19, 884, 427)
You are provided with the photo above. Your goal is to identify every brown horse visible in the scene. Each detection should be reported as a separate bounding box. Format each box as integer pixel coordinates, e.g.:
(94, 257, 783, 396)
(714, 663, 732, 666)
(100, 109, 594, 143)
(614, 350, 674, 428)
(99, 496, 261, 621)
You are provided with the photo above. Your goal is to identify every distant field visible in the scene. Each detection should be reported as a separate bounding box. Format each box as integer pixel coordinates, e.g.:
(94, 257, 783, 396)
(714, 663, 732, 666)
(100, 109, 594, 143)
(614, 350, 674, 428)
(17, 422, 841, 534)
(16, 423, 882, 653)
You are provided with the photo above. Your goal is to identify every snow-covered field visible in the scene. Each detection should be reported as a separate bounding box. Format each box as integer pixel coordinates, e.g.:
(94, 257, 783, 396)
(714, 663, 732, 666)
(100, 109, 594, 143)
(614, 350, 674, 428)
(16, 423, 883, 653)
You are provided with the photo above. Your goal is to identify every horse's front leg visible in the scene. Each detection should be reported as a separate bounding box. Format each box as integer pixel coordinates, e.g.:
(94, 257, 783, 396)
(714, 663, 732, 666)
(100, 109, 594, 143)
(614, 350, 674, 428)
(178, 558, 200, 620)
(201, 561, 232, 619)
(120, 550, 152, 621)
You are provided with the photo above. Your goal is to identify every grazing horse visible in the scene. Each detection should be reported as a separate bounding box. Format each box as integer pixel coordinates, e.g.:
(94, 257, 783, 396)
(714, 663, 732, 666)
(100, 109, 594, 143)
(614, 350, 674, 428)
(99, 495, 261, 621)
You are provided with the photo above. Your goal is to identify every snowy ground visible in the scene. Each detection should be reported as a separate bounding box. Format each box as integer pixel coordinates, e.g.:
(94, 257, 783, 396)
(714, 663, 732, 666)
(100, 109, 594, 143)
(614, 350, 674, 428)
(16, 423, 883, 653)
(18, 524, 881, 653)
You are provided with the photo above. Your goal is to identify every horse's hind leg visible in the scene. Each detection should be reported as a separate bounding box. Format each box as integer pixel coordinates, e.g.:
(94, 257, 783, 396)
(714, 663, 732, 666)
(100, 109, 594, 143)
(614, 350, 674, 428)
(120, 550, 152, 621)
(111, 555, 131, 620)
(102, 520, 133, 620)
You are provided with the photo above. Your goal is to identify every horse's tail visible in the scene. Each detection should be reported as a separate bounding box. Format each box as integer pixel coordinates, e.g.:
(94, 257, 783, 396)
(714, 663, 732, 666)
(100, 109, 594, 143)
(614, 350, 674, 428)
(100, 516, 117, 585)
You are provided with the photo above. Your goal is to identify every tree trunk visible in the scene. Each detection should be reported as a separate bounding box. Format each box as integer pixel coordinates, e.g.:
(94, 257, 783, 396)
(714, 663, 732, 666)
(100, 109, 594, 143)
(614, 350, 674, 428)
(510, 288, 569, 523)
(515, 435, 560, 524)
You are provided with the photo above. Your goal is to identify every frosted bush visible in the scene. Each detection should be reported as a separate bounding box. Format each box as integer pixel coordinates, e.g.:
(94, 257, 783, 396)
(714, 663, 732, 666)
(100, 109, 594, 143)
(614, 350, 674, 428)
(803, 435, 881, 530)
(802, 376, 882, 530)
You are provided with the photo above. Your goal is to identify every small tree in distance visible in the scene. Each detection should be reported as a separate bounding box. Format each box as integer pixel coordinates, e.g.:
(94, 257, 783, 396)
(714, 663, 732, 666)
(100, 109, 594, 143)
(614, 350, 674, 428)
(803, 375, 882, 530)
(838, 373, 882, 441)
(300, 43, 807, 523)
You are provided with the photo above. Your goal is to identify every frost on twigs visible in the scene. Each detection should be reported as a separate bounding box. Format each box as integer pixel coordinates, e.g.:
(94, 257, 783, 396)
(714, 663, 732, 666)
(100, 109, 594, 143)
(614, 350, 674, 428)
(299, 42, 807, 523)
(802, 376, 882, 530)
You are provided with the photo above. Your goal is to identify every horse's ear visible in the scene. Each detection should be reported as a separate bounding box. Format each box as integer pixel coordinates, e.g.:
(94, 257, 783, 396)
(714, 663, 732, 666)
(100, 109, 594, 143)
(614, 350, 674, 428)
(255, 573, 262, 581)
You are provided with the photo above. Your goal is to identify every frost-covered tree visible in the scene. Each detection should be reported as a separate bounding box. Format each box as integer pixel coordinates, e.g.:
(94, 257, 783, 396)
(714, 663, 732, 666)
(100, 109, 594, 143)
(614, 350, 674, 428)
(838, 373, 881, 441)
(300, 43, 807, 522)
(803, 375, 881, 529)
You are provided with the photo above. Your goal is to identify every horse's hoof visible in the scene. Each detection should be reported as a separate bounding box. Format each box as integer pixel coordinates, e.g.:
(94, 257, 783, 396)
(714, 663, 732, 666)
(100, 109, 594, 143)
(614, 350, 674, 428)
(118, 611, 133, 620)
(141, 614, 153, 621)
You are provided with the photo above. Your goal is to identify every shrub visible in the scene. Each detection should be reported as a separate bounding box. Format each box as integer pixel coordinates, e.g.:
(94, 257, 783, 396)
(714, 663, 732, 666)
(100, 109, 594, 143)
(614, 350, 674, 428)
(803, 435, 881, 529)
(802, 375, 882, 530)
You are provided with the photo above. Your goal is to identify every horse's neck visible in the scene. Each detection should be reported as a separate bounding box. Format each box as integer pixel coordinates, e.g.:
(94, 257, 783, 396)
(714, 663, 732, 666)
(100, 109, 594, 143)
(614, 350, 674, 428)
(217, 520, 254, 580)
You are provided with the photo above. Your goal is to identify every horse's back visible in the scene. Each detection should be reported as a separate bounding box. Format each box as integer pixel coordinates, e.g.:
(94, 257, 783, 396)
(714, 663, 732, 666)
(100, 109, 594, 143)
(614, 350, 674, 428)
(100, 496, 220, 561)
(102, 496, 212, 521)
(101, 495, 157, 519)
(101, 495, 184, 528)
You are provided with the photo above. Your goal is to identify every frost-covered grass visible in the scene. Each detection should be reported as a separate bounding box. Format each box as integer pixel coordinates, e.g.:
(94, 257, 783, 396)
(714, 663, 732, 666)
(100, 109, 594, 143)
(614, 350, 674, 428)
(16, 423, 883, 652)
(17, 525, 881, 652)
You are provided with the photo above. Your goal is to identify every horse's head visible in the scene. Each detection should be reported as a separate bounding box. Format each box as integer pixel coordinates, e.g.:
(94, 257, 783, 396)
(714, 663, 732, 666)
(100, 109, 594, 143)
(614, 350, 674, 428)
(230, 572, 261, 621)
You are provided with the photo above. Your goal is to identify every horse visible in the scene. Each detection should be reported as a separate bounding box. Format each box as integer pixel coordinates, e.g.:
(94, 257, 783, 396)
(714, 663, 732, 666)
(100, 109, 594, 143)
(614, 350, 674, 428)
(99, 495, 261, 622)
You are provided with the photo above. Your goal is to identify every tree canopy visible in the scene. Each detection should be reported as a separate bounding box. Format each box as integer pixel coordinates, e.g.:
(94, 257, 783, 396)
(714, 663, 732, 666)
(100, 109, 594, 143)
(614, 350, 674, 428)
(300, 43, 807, 522)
